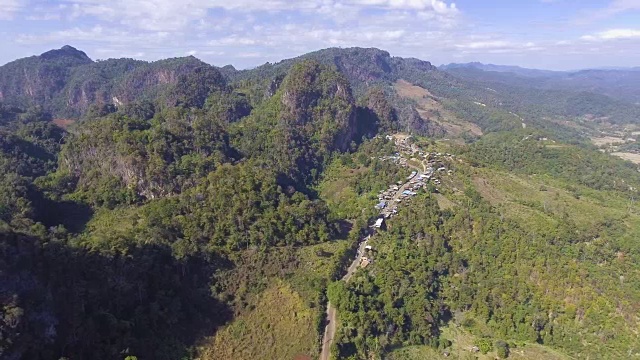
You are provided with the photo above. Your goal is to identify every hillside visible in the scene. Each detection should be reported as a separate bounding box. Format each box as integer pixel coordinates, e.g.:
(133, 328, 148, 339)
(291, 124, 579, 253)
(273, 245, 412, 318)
(1, 46, 640, 360)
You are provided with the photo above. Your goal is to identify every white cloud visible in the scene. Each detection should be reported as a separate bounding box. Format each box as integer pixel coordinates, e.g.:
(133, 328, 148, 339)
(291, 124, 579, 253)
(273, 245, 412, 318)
(581, 28, 640, 41)
(601, 0, 640, 16)
(456, 40, 510, 50)
(25, 13, 61, 20)
(16, 25, 171, 47)
(208, 35, 262, 46)
(24, 6, 62, 21)
(576, 0, 640, 24)
(453, 39, 545, 54)
(350, 0, 457, 13)
(0, 0, 23, 19)
(55, 0, 459, 32)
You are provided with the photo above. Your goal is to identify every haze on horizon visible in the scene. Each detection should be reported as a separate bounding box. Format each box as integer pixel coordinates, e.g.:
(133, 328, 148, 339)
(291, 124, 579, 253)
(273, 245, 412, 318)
(1, 0, 639, 71)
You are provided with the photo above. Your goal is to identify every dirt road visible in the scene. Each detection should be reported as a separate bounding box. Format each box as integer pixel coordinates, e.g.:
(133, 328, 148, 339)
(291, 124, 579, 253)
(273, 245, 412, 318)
(319, 303, 336, 360)
(319, 175, 422, 359)
(320, 239, 369, 360)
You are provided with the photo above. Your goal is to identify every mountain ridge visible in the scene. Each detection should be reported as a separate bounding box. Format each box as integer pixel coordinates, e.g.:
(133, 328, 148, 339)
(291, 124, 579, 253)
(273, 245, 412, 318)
(1, 45, 639, 132)
(441, 61, 640, 103)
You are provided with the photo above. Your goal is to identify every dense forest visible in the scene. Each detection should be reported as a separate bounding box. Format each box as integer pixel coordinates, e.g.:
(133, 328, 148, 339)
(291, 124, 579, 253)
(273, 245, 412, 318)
(1, 46, 640, 360)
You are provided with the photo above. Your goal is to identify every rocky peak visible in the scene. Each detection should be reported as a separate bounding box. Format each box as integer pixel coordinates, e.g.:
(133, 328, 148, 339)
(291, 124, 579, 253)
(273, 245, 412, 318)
(40, 45, 92, 64)
(280, 60, 357, 151)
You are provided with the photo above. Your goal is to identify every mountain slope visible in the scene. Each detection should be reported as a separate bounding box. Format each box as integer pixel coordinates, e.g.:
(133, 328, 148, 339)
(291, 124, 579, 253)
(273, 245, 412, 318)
(2, 46, 638, 139)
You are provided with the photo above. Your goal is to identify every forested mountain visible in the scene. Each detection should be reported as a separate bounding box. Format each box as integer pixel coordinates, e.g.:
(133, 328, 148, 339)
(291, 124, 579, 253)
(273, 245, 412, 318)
(2, 45, 638, 135)
(0, 46, 227, 118)
(1, 46, 640, 360)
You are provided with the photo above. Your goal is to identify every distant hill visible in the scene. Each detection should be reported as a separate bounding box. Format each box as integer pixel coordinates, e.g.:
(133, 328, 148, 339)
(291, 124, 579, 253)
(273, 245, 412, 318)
(440, 62, 562, 78)
(441, 62, 640, 104)
(229, 48, 640, 134)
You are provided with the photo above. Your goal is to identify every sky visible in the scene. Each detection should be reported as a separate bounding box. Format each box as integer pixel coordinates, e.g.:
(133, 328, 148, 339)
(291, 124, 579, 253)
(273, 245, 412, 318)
(0, 0, 639, 70)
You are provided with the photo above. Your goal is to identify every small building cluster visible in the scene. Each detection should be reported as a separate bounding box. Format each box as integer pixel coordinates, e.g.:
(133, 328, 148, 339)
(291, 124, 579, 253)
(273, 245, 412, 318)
(375, 140, 454, 220)
(378, 153, 408, 167)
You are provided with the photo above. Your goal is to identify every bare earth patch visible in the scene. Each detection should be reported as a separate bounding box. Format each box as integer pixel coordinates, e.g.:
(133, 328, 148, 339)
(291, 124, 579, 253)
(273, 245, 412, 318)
(394, 79, 436, 99)
(612, 152, 640, 164)
(52, 118, 76, 129)
(434, 193, 456, 210)
(472, 176, 505, 205)
(591, 136, 625, 147)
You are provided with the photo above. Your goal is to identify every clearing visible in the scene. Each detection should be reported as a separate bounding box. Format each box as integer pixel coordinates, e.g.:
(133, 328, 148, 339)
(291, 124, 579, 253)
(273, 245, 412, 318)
(198, 281, 318, 360)
(393, 79, 483, 138)
(612, 152, 640, 164)
(591, 136, 626, 146)
(386, 324, 569, 360)
(52, 118, 76, 129)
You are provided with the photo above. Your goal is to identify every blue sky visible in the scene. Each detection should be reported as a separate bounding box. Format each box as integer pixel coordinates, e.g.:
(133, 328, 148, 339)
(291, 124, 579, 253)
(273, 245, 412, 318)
(0, 0, 639, 70)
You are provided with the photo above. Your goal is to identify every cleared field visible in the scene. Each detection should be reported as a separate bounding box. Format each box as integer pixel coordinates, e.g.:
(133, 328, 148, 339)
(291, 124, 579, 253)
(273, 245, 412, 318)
(52, 118, 76, 128)
(434, 193, 456, 210)
(471, 168, 640, 230)
(196, 238, 351, 360)
(393, 79, 483, 137)
(612, 152, 640, 164)
(591, 136, 625, 146)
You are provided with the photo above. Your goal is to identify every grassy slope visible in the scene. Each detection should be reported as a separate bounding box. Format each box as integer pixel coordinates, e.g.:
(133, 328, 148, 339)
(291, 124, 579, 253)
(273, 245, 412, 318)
(393, 79, 483, 138)
(380, 137, 640, 359)
(80, 200, 354, 360)
(196, 240, 353, 360)
(199, 280, 317, 360)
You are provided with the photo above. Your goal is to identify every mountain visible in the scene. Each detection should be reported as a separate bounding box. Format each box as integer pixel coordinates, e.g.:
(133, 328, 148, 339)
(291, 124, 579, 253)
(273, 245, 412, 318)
(228, 48, 640, 139)
(0, 45, 228, 118)
(2, 46, 638, 135)
(0, 46, 92, 111)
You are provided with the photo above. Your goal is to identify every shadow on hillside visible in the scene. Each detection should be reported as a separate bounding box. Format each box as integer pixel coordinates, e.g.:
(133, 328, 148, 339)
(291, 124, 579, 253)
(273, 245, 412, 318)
(27, 186, 94, 233)
(1, 231, 233, 360)
(334, 219, 354, 240)
(41, 198, 94, 233)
